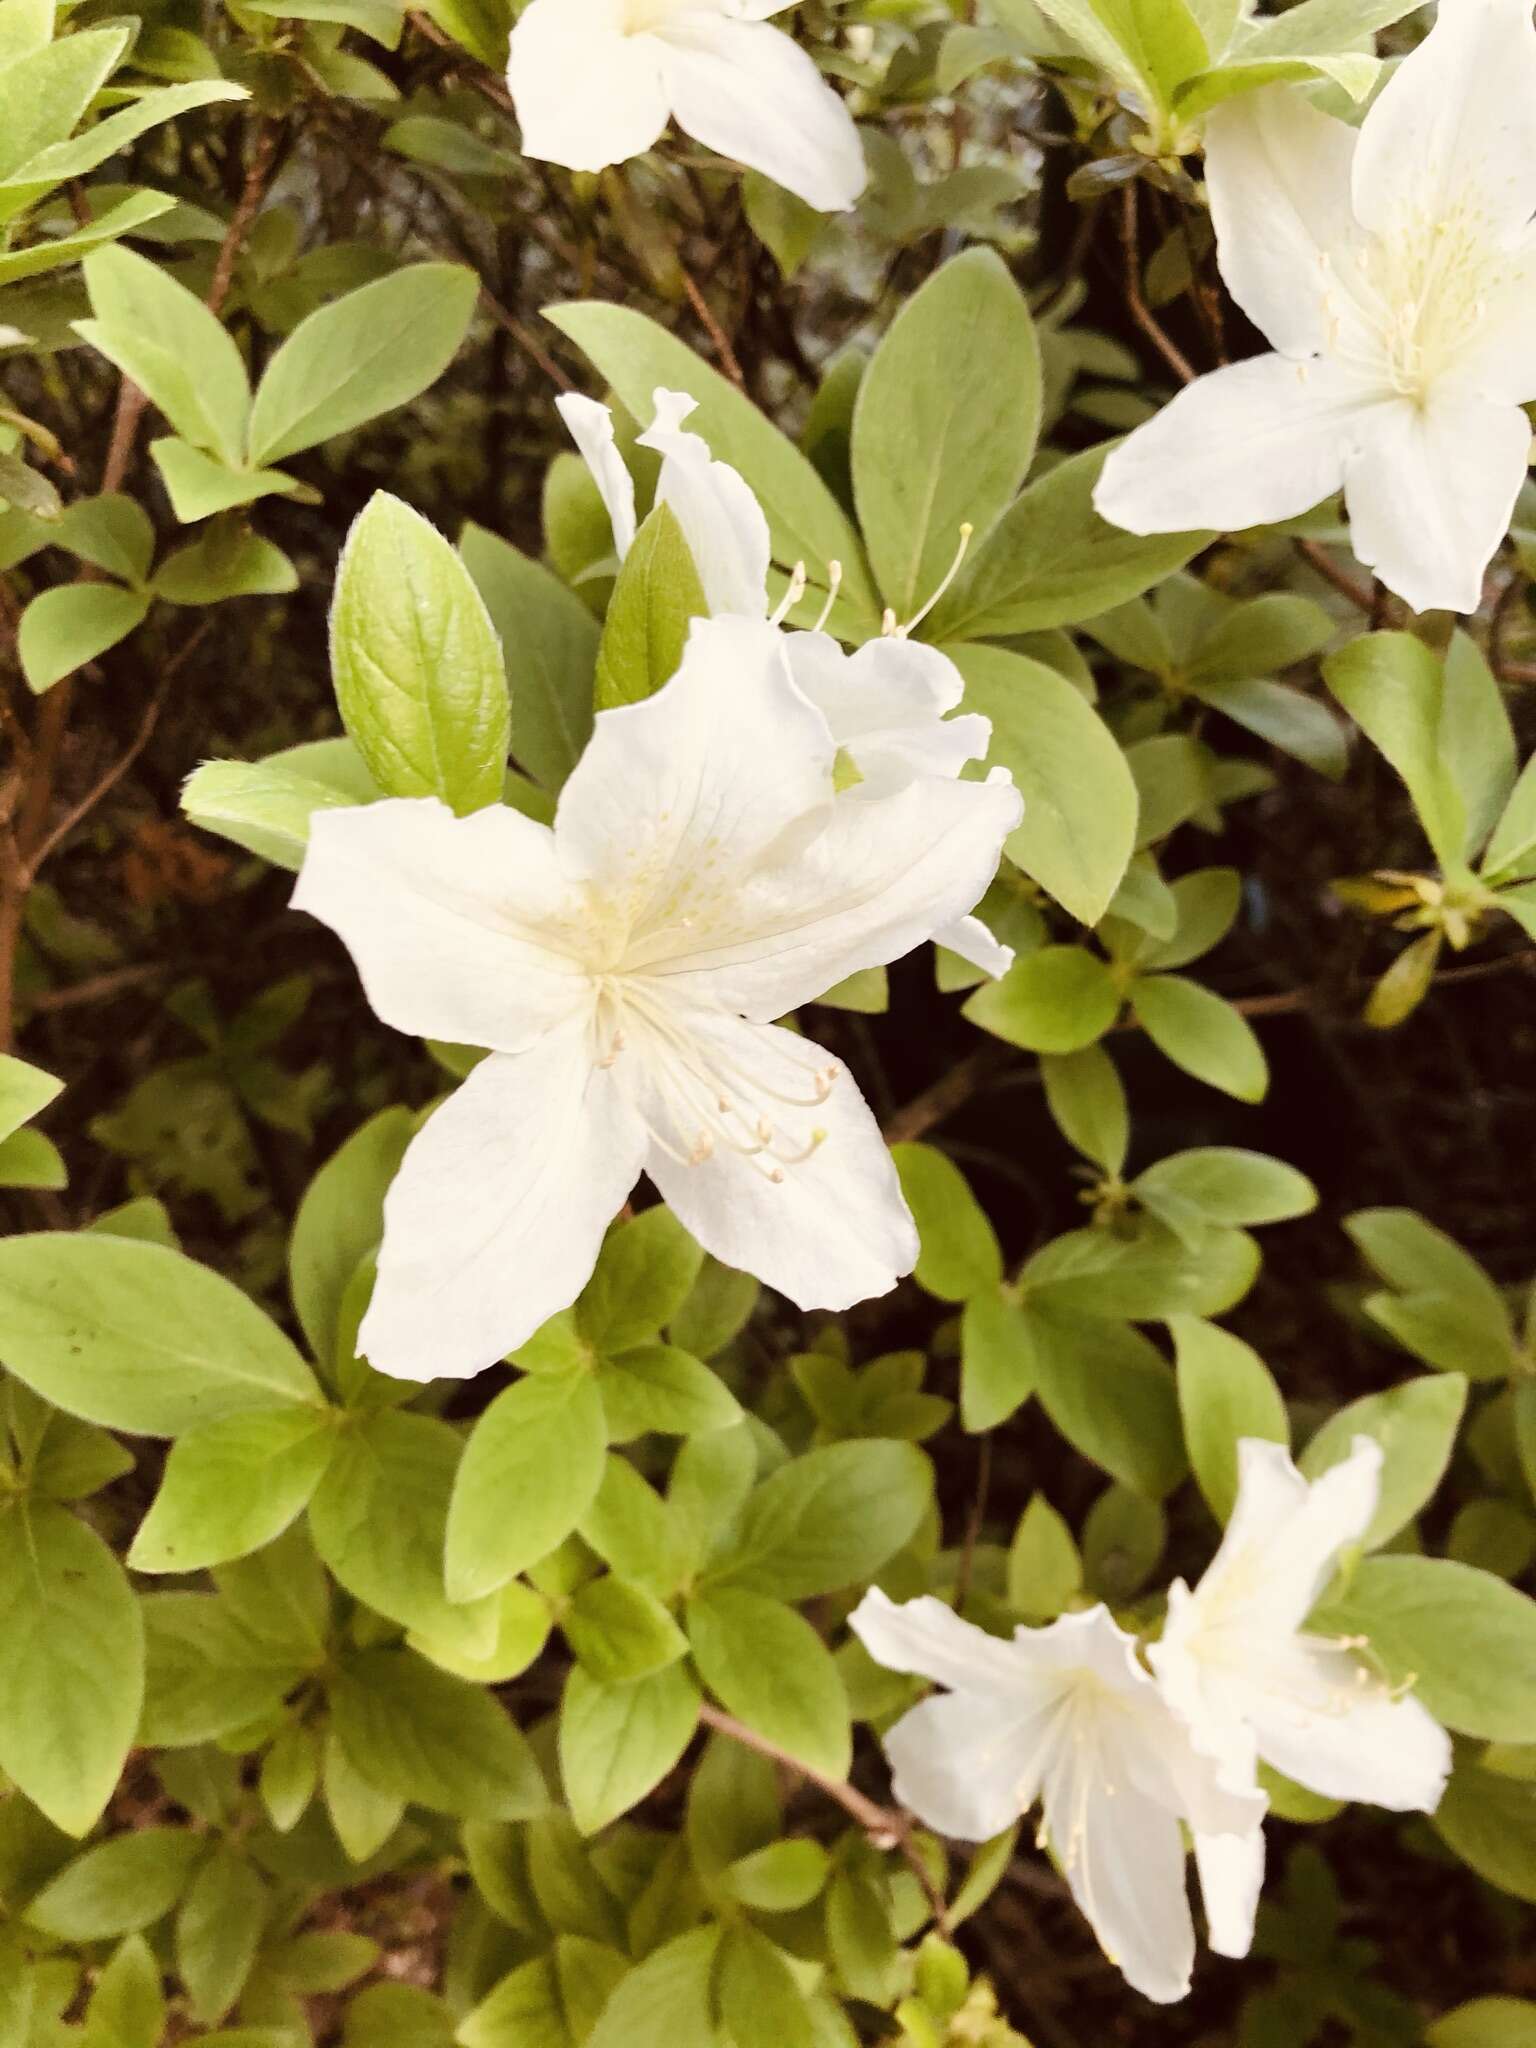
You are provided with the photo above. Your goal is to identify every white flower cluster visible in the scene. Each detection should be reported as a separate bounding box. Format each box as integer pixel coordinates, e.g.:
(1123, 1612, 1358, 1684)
(296, 401, 1019, 1382)
(853, 1437, 1452, 2005)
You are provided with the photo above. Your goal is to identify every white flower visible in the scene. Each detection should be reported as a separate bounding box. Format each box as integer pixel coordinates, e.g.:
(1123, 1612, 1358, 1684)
(1149, 1436, 1453, 1962)
(293, 617, 1020, 1381)
(508, 0, 867, 214)
(559, 387, 1010, 978)
(849, 1591, 1265, 2005)
(1093, 0, 1536, 614)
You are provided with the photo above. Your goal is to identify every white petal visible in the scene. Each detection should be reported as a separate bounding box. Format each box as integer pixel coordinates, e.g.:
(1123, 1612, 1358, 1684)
(640, 770, 1021, 1017)
(1245, 1637, 1452, 1812)
(882, 1690, 1052, 1841)
(1094, 355, 1370, 537)
(508, 0, 671, 173)
(1042, 1761, 1196, 2005)
(637, 1011, 917, 1311)
(1195, 1826, 1265, 1961)
(1352, 0, 1536, 244)
(1204, 88, 1366, 359)
(556, 393, 637, 558)
(360, 1025, 648, 1381)
(641, 388, 771, 618)
(658, 13, 867, 211)
(1343, 391, 1532, 614)
(553, 614, 835, 899)
(934, 915, 1014, 981)
(850, 1589, 1039, 1695)
(785, 634, 989, 796)
(293, 799, 587, 1055)
(1445, 233, 1536, 406)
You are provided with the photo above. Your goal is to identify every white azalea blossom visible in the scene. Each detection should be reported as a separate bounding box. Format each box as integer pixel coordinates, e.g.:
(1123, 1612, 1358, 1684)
(849, 1592, 1265, 2005)
(1094, 0, 1536, 614)
(1149, 1437, 1453, 1962)
(508, 0, 867, 213)
(559, 387, 1007, 974)
(293, 617, 1020, 1381)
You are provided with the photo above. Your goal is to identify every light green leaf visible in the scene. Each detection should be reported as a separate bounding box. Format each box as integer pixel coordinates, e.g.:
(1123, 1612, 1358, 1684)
(965, 944, 1120, 1053)
(150, 439, 302, 524)
(330, 1647, 545, 1820)
(24, 1828, 200, 1938)
(0, 1233, 321, 1433)
(1427, 1998, 1536, 2048)
(182, 736, 386, 873)
(129, 1406, 338, 1573)
(891, 1143, 1003, 1302)
(1039, 1045, 1129, 1176)
(247, 263, 477, 465)
(1135, 1148, 1315, 1233)
(592, 502, 707, 711)
(596, 1344, 741, 1441)
(1130, 974, 1267, 1101)
(687, 1587, 850, 1778)
(585, 1929, 721, 2048)
(289, 1105, 415, 1369)
(1299, 1374, 1467, 1548)
(331, 491, 510, 815)
(19, 582, 149, 693)
(1171, 1316, 1288, 1523)
(579, 1207, 705, 1355)
(1007, 1492, 1083, 1621)
(714, 1439, 932, 1599)
(77, 245, 248, 464)
(559, 1662, 700, 1837)
(461, 520, 596, 789)
(175, 1845, 267, 2025)
(564, 1577, 687, 1685)
(446, 1373, 608, 1602)
(0, 1053, 61, 1142)
(1023, 1302, 1187, 1498)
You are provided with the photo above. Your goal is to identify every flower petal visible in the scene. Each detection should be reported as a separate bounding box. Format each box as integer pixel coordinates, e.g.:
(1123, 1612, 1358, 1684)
(557, 393, 637, 559)
(361, 1024, 648, 1381)
(850, 1589, 1038, 1695)
(1444, 232, 1536, 406)
(637, 1012, 917, 1310)
(1343, 391, 1532, 614)
(785, 634, 990, 796)
(935, 914, 1014, 980)
(1043, 1764, 1197, 2005)
(639, 769, 1021, 1017)
(1244, 1637, 1452, 1812)
(1194, 1826, 1265, 1961)
(658, 13, 867, 211)
(553, 615, 834, 903)
(1352, 0, 1536, 243)
(882, 1690, 1052, 1841)
(293, 799, 588, 1055)
(1094, 355, 1369, 537)
(641, 388, 771, 617)
(1204, 87, 1365, 359)
(508, 0, 672, 173)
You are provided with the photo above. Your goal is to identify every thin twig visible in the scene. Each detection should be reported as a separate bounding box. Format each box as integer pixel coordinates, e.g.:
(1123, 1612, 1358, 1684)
(480, 288, 573, 389)
(1294, 537, 1374, 613)
(1118, 186, 1194, 386)
(681, 266, 746, 389)
(698, 1703, 952, 1936)
(209, 118, 283, 316)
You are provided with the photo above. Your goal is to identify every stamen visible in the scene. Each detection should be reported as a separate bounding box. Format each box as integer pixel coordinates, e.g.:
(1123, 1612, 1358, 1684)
(769, 559, 808, 627)
(811, 561, 843, 634)
(899, 523, 974, 638)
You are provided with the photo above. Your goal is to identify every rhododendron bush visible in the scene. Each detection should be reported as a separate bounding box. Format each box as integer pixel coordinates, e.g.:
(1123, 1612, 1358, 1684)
(4, 0, 1536, 2040)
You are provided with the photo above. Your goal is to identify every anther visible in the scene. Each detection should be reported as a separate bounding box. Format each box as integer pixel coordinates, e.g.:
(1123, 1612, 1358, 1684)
(899, 522, 974, 638)
(811, 561, 843, 634)
(770, 559, 809, 627)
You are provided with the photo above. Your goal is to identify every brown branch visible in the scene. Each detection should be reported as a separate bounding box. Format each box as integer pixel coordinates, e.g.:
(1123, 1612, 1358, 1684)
(882, 1044, 1011, 1146)
(26, 963, 169, 1014)
(480, 289, 573, 390)
(209, 118, 283, 316)
(1294, 537, 1374, 614)
(1118, 186, 1194, 386)
(698, 1703, 952, 1936)
(680, 266, 746, 390)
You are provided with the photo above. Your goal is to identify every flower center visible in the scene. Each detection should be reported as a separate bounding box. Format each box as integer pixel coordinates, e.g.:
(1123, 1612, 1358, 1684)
(1328, 202, 1507, 402)
(590, 973, 838, 1182)
(620, 0, 692, 31)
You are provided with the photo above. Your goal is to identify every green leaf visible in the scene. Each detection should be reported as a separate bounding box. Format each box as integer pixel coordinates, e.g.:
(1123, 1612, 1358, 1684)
(1135, 1148, 1315, 1233)
(926, 444, 1210, 642)
(446, 1373, 608, 1601)
(1427, 1998, 1536, 2048)
(330, 1647, 545, 1820)
(545, 302, 878, 635)
(175, 1845, 267, 2024)
(1188, 673, 1347, 778)
(585, 1929, 721, 2048)
(1023, 1303, 1187, 1498)
(596, 1344, 740, 1441)
(564, 1577, 687, 1684)
(324, 1730, 405, 1863)
(949, 643, 1138, 925)
(0, 1233, 321, 1433)
(852, 250, 1041, 619)
(330, 491, 510, 815)
(150, 439, 302, 524)
(891, 1143, 1003, 1301)
(1434, 1759, 1536, 1905)
(687, 1587, 850, 1778)
(182, 737, 386, 873)
(461, 521, 596, 790)
(716, 1925, 813, 2048)
(0, 1127, 64, 1190)
(965, 944, 1120, 1054)
(1039, 1046, 1129, 1176)
(592, 503, 708, 710)
(579, 1207, 705, 1355)
(19, 581, 149, 692)
(1324, 632, 1467, 868)
(1024, 1217, 1257, 1321)
(1299, 1375, 1467, 1549)
(1347, 1207, 1512, 1323)
(139, 1592, 308, 1748)
(714, 1440, 932, 1599)
(0, 28, 132, 183)
(960, 1285, 1036, 1432)
(84, 1935, 166, 2048)
(129, 1406, 338, 1573)
(1, 83, 246, 211)
(1130, 974, 1267, 1101)
(247, 263, 477, 465)
(25, 1829, 201, 1939)
(289, 1105, 415, 1370)
(1316, 1556, 1536, 1740)
(77, 245, 248, 464)
(559, 1661, 700, 1837)
(723, 1838, 830, 1912)
(51, 493, 154, 584)
(1007, 1493, 1083, 1621)
(310, 1410, 500, 1656)
(1171, 1316, 1288, 1522)
(0, 1500, 142, 1835)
